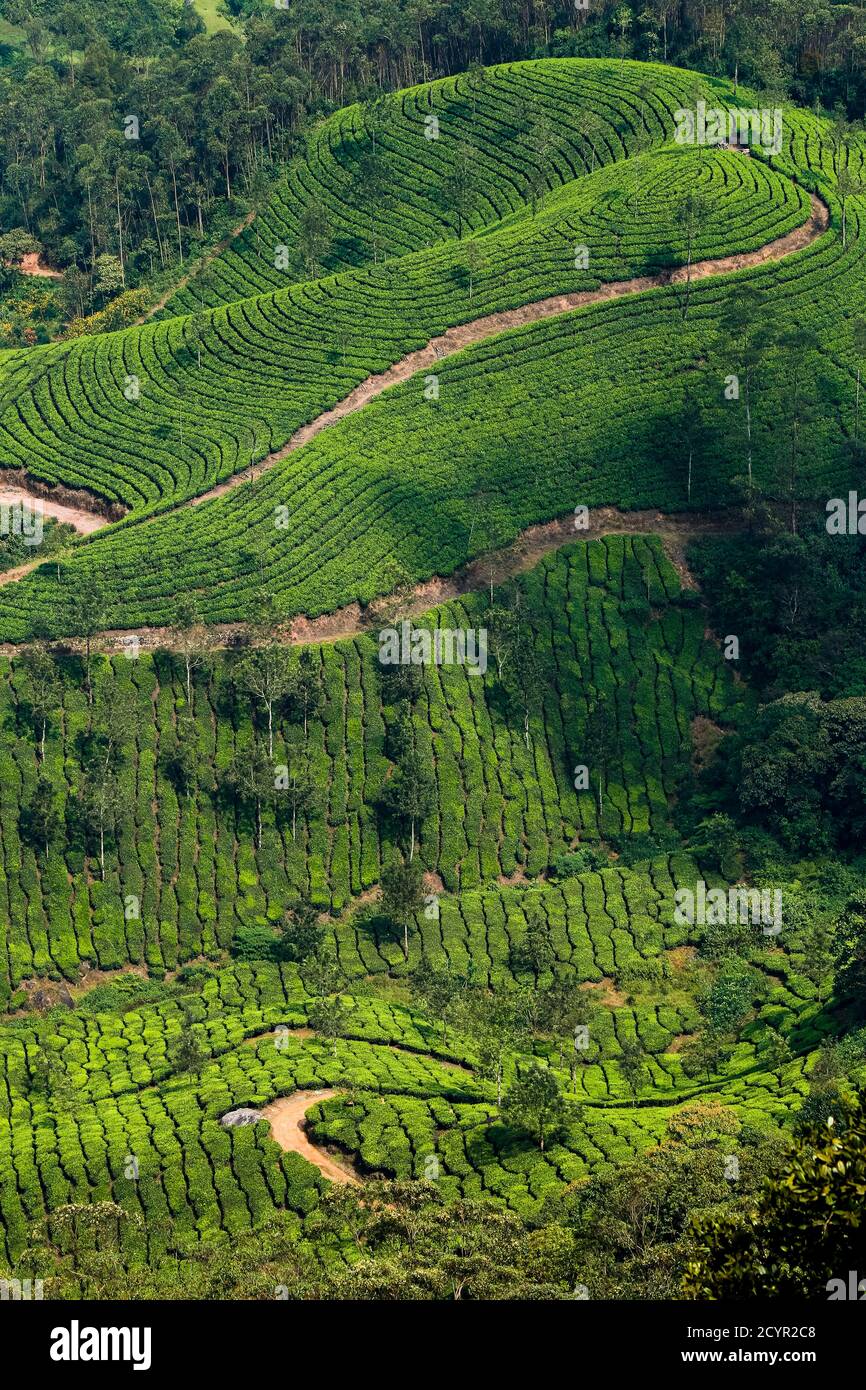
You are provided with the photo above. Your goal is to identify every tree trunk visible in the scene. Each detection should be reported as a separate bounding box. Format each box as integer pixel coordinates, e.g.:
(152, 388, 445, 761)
(745, 377, 753, 486)
(171, 165, 184, 265)
(682, 240, 693, 320)
(144, 174, 166, 268)
(115, 173, 126, 286)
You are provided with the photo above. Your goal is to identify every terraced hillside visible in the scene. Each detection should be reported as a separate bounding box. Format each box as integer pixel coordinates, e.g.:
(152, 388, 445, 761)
(0, 535, 741, 995)
(2, 55, 865, 1305)
(0, 59, 858, 640)
(0, 869, 843, 1273)
(159, 64, 805, 313)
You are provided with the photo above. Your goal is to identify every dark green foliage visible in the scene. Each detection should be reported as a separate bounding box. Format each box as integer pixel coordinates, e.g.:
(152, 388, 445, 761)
(834, 895, 866, 1017)
(231, 925, 281, 962)
(380, 857, 426, 960)
(279, 900, 325, 964)
(685, 1095, 866, 1299)
(502, 1062, 567, 1151)
(691, 525, 866, 703)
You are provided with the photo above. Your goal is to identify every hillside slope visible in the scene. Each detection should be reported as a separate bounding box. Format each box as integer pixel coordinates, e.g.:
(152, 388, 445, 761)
(0, 60, 857, 641)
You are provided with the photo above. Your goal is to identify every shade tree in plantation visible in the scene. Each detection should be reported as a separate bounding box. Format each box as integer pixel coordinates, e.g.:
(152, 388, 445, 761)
(307, 992, 351, 1056)
(305, 943, 344, 1002)
(75, 767, 123, 881)
(380, 747, 435, 862)
(538, 979, 593, 1072)
(618, 1038, 648, 1105)
(276, 746, 316, 842)
(19, 774, 63, 861)
(680, 1026, 734, 1085)
(470, 992, 530, 1106)
(698, 960, 760, 1036)
(168, 1018, 208, 1075)
(297, 199, 333, 279)
(288, 648, 324, 736)
(502, 1061, 567, 1152)
(170, 596, 213, 707)
(503, 622, 545, 751)
(380, 855, 426, 960)
(75, 576, 107, 707)
(280, 898, 325, 964)
(510, 899, 555, 979)
(225, 742, 277, 850)
(714, 286, 776, 490)
(233, 644, 296, 758)
(469, 493, 514, 602)
(161, 714, 203, 798)
(437, 141, 478, 238)
(410, 957, 471, 1046)
(20, 644, 62, 762)
(583, 695, 617, 819)
(673, 190, 711, 321)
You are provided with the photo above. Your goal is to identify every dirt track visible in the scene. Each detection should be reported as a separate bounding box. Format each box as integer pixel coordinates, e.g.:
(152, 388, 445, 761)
(134, 210, 257, 325)
(0, 506, 741, 656)
(0, 484, 110, 536)
(260, 1090, 360, 1185)
(0, 191, 825, 635)
(187, 193, 828, 509)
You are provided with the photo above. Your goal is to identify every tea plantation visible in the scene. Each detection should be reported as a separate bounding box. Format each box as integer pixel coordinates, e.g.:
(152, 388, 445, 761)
(0, 58, 857, 638)
(1, 53, 865, 1303)
(0, 535, 740, 992)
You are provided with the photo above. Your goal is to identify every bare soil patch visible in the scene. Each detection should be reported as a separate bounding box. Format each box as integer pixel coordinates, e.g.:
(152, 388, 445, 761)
(691, 715, 726, 774)
(16, 252, 62, 280)
(581, 977, 627, 1007)
(667, 946, 697, 971)
(260, 1089, 360, 1185)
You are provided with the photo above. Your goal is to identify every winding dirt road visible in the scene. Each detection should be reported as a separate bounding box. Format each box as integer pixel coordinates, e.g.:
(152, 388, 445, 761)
(0, 191, 826, 635)
(260, 1089, 360, 1185)
(187, 192, 828, 509)
(0, 484, 110, 536)
(0, 505, 741, 657)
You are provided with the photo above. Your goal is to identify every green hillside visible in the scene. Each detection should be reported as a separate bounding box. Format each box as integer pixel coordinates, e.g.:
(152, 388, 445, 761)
(2, 47, 866, 1310)
(0, 60, 856, 641)
(0, 535, 741, 993)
